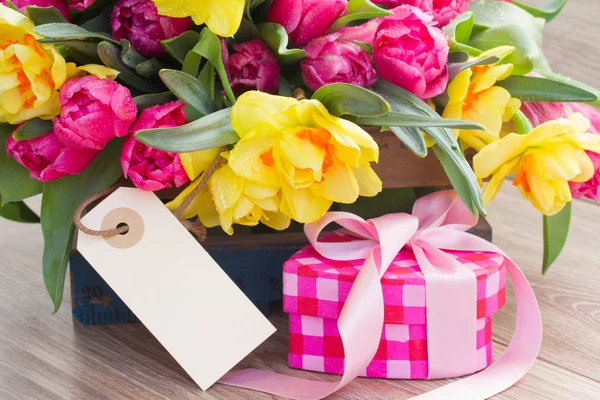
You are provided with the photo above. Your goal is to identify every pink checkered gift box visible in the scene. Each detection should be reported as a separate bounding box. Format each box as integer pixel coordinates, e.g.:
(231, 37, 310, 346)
(283, 231, 506, 380)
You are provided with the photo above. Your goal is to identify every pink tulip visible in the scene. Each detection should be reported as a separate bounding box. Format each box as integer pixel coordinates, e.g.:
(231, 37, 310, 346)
(53, 75, 137, 151)
(372, 6, 449, 99)
(267, 0, 348, 47)
(432, 0, 469, 26)
(371, 0, 468, 26)
(519, 102, 569, 127)
(120, 101, 190, 191)
(568, 103, 600, 201)
(111, 0, 191, 58)
(6, 130, 98, 182)
(68, 0, 94, 11)
(228, 40, 280, 95)
(1, 0, 70, 20)
(301, 33, 378, 91)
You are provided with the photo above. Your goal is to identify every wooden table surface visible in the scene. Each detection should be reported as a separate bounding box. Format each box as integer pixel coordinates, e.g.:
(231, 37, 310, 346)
(2, 1, 600, 399)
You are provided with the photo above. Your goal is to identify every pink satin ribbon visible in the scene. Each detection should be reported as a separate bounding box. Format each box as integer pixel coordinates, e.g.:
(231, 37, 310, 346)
(219, 190, 542, 400)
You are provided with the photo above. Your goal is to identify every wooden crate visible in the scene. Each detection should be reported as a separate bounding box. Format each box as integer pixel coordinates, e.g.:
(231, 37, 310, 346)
(370, 130, 451, 189)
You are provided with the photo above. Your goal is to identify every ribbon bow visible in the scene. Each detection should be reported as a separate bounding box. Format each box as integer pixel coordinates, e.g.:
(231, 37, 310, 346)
(220, 191, 542, 400)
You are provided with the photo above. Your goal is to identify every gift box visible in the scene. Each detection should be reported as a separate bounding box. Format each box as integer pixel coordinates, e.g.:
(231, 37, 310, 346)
(283, 231, 506, 380)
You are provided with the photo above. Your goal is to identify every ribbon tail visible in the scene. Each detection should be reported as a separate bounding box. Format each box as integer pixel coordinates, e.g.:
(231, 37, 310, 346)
(218, 253, 386, 400)
(412, 252, 542, 399)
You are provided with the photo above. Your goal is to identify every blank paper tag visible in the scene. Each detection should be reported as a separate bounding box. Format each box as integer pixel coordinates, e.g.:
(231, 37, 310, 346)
(77, 187, 276, 390)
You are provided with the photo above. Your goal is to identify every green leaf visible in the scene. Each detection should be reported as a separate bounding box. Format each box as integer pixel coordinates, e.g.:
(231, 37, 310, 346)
(512, 0, 567, 22)
(97, 41, 165, 93)
(120, 39, 147, 69)
(259, 23, 306, 64)
(469, 24, 541, 75)
(198, 62, 218, 103)
(448, 55, 499, 81)
(41, 139, 124, 313)
(387, 126, 427, 158)
(236, 17, 263, 42)
(444, 11, 474, 44)
(351, 112, 486, 130)
(496, 75, 599, 102)
(448, 51, 469, 63)
(245, 0, 268, 21)
(543, 202, 571, 274)
(136, 58, 165, 77)
(37, 39, 101, 62)
(0, 201, 40, 223)
(353, 40, 372, 55)
(312, 83, 390, 117)
(278, 76, 293, 97)
(162, 31, 200, 64)
(135, 108, 239, 152)
(189, 28, 236, 104)
(541, 71, 600, 108)
(328, 9, 392, 32)
(375, 81, 485, 216)
(12, 118, 53, 141)
(468, 0, 545, 45)
(0, 125, 43, 204)
(5, 0, 24, 14)
(159, 69, 217, 118)
(512, 110, 533, 135)
(450, 42, 483, 57)
(339, 188, 416, 220)
(133, 92, 176, 111)
(80, 5, 113, 34)
(35, 23, 119, 44)
(25, 6, 68, 25)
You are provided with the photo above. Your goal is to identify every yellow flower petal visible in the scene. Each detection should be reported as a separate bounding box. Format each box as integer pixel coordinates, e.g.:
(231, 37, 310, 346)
(280, 184, 332, 223)
(166, 177, 202, 219)
(179, 147, 220, 180)
(231, 90, 297, 137)
(67, 63, 120, 81)
(482, 157, 520, 205)
(228, 130, 281, 187)
(260, 211, 291, 231)
(152, 0, 244, 37)
(352, 164, 382, 198)
(208, 164, 244, 213)
(310, 159, 359, 204)
(473, 133, 528, 179)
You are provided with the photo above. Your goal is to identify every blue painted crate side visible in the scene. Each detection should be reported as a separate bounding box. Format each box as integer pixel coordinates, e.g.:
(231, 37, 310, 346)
(71, 245, 299, 326)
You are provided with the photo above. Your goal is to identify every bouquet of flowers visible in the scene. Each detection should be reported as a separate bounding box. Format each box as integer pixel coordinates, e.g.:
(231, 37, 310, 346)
(1, 0, 599, 312)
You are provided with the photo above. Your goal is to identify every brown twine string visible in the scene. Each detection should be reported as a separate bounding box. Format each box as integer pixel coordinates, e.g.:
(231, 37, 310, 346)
(73, 149, 224, 242)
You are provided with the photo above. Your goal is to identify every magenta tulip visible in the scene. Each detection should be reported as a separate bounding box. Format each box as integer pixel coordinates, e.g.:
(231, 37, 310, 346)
(111, 0, 191, 58)
(228, 40, 280, 95)
(1, 0, 70, 20)
(121, 101, 190, 192)
(372, 6, 449, 99)
(53, 76, 137, 151)
(68, 0, 94, 11)
(301, 33, 378, 91)
(6, 130, 98, 182)
(267, 0, 348, 47)
(371, 0, 468, 26)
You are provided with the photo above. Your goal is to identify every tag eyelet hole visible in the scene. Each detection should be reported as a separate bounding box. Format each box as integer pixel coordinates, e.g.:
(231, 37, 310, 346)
(117, 222, 129, 235)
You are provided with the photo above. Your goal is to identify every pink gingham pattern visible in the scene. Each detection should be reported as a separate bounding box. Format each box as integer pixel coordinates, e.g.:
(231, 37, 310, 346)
(288, 314, 493, 379)
(283, 231, 505, 379)
(283, 232, 506, 324)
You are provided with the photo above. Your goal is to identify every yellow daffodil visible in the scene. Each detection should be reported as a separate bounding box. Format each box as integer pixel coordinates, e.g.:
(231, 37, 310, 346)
(474, 114, 600, 215)
(443, 46, 522, 151)
(228, 91, 382, 223)
(167, 153, 290, 235)
(0, 5, 118, 124)
(152, 0, 244, 37)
